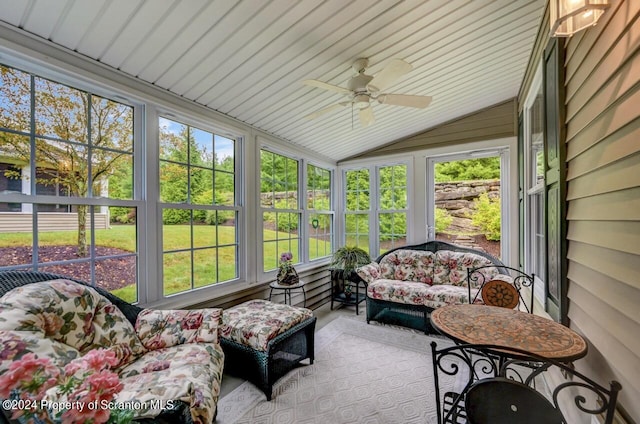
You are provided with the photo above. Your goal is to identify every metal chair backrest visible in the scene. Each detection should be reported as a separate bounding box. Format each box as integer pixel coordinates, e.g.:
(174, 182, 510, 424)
(430, 342, 622, 424)
(467, 265, 535, 313)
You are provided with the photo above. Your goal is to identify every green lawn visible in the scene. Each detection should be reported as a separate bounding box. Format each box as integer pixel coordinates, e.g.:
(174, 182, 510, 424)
(0, 224, 331, 303)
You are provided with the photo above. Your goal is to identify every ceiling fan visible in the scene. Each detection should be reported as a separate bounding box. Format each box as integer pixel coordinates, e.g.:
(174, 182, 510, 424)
(303, 58, 432, 128)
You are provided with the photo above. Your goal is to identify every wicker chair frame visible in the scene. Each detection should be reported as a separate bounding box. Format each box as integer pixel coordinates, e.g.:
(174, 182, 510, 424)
(366, 241, 508, 334)
(220, 316, 316, 401)
(0, 270, 199, 424)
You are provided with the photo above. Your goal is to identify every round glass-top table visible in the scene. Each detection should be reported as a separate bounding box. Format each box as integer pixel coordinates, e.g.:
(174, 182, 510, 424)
(430, 304, 587, 361)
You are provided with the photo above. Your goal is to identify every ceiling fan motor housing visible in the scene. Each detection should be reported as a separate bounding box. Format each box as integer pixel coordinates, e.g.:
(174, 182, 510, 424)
(347, 73, 373, 93)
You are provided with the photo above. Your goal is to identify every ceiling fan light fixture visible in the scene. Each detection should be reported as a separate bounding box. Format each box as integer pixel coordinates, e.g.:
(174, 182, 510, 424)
(354, 94, 370, 109)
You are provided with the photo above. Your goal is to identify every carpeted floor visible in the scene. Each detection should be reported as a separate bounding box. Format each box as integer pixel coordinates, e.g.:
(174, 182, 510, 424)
(216, 316, 460, 424)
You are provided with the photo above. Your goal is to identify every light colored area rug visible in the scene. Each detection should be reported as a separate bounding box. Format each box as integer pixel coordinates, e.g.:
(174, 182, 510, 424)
(216, 316, 459, 424)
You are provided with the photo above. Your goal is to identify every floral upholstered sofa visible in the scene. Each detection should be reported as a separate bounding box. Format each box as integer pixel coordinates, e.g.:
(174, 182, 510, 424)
(0, 271, 224, 424)
(356, 241, 509, 333)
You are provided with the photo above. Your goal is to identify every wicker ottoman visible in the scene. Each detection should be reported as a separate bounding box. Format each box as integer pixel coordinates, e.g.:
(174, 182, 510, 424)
(219, 299, 316, 400)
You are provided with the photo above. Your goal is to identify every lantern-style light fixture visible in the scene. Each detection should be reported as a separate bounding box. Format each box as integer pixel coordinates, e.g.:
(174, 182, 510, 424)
(550, 0, 610, 37)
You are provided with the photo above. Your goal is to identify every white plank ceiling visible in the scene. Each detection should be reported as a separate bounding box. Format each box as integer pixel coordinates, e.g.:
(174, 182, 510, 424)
(0, 0, 545, 162)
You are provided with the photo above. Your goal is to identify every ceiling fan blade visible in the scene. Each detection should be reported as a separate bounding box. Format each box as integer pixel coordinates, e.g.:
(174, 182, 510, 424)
(378, 94, 432, 109)
(303, 79, 351, 95)
(359, 107, 375, 128)
(367, 59, 413, 92)
(304, 102, 350, 120)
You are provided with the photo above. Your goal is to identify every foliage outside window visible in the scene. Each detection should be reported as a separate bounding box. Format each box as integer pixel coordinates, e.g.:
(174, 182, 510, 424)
(435, 157, 500, 182)
(471, 193, 501, 241)
(344, 168, 370, 253)
(159, 118, 238, 296)
(261, 150, 301, 271)
(378, 164, 407, 255)
(0, 63, 138, 302)
(307, 164, 333, 260)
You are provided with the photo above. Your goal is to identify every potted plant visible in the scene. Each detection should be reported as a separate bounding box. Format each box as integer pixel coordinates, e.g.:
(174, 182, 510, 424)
(329, 246, 371, 299)
(277, 251, 299, 285)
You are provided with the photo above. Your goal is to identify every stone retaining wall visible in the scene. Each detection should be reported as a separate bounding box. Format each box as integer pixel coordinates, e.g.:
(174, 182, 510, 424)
(435, 179, 500, 234)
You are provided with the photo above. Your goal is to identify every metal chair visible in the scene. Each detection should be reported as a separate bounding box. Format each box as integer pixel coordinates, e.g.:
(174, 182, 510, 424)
(431, 342, 621, 424)
(467, 265, 535, 313)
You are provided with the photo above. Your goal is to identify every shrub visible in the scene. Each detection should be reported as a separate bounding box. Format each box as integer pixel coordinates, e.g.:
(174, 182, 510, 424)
(435, 207, 453, 233)
(110, 207, 135, 224)
(471, 193, 501, 240)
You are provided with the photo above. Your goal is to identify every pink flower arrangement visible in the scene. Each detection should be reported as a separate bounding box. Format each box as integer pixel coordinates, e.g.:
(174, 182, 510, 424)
(279, 251, 295, 273)
(0, 349, 132, 424)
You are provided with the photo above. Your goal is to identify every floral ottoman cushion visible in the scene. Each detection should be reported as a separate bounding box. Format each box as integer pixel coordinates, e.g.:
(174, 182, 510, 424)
(220, 299, 313, 351)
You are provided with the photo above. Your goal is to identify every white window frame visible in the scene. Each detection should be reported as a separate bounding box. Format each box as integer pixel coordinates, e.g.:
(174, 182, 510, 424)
(426, 149, 510, 260)
(376, 163, 409, 257)
(156, 114, 243, 297)
(257, 139, 335, 281)
(340, 160, 412, 255)
(0, 59, 145, 301)
(523, 64, 546, 305)
(306, 162, 335, 263)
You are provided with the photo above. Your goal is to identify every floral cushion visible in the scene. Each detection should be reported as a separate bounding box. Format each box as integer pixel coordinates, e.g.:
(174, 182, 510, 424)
(117, 343, 224, 424)
(433, 251, 498, 287)
(84, 298, 146, 368)
(367, 279, 433, 305)
(136, 308, 222, 350)
(220, 299, 313, 351)
(378, 250, 435, 283)
(422, 285, 482, 310)
(0, 279, 102, 350)
(0, 280, 146, 369)
(0, 330, 79, 369)
(356, 262, 381, 284)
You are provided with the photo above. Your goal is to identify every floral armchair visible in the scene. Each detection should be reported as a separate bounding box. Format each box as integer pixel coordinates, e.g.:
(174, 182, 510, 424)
(0, 271, 224, 424)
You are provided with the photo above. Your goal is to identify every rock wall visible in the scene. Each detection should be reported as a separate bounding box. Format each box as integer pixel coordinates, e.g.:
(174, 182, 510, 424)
(435, 179, 500, 234)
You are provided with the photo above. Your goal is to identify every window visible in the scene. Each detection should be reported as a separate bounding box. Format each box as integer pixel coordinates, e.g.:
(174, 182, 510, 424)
(378, 164, 408, 256)
(344, 168, 370, 253)
(0, 63, 139, 302)
(524, 68, 546, 303)
(159, 118, 239, 295)
(342, 163, 410, 255)
(260, 149, 301, 271)
(307, 164, 333, 260)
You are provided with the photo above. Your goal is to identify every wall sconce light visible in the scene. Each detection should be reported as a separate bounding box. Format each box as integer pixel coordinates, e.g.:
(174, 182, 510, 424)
(550, 0, 610, 37)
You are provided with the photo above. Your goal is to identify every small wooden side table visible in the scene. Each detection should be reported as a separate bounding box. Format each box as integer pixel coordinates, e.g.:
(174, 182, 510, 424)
(269, 280, 307, 307)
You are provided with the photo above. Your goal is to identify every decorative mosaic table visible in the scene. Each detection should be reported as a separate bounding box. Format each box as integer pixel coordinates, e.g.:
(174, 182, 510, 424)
(430, 304, 587, 361)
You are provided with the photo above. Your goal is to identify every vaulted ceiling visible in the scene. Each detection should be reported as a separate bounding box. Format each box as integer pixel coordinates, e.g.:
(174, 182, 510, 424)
(0, 0, 545, 161)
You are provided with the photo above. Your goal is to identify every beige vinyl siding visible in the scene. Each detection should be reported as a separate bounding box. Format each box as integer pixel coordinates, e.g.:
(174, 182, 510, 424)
(346, 99, 516, 160)
(0, 212, 109, 233)
(564, 0, 640, 420)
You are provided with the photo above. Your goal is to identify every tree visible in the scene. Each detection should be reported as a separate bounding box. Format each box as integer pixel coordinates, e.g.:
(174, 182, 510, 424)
(0, 65, 133, 256)
(435, 157, 500, 182)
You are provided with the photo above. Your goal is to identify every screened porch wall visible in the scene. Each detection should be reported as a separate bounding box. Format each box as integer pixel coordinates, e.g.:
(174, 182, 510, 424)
(562, 0, 640, 419)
